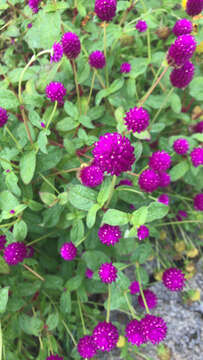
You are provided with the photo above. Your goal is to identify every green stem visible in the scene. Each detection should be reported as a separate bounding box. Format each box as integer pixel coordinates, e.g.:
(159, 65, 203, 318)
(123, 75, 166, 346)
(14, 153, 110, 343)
(95, 69, 105, 89)
(136, 262, 150, 314)
(61, 319, 77, 346)
(77, 295, 87, 335)
(0, 322, 2, 360)
(106, 284, 111, 322)
(5, 126, 22, 152)
(72, 59, 81, 114)
(156, 220, 202, 226)
(140, 0, 151, 62)
(0, 158, 19, 169)
(104, 175, 117, 209)
(103, 22, 109, 87)
(76, 233, 89, 247)
(46, 101, 57, 131)
(39, 172, 59, 194)
(124, 291, 139, 320)
(150, 88, 174, 128)
(22, 264, 45, 281)
(85, 70, 96, 114)
(0, 219, 20, 229)
(27, 231, 56, 246)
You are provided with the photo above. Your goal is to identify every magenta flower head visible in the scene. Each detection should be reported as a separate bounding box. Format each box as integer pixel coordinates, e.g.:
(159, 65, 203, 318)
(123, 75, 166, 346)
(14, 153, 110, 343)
(28, 0, 41, 14)
(138, 290, 157, 309)
(50, 42, 63, 63)
(194, 121, 203, 133)
(0, 235, 6, 251)
(139, 169, 160, 192)
(194, 193, 203, 211)
(27, 23, 32, 29)
(136, 20, 148, 33)
(46, 355, 63, 360)
(190, 147, 203, 167)
(98, 224, 121, 246)
(173, 138, 189, 154)
(170, 61, 195, 88)
(117, 179, 133, 187)
(46, 82, 66, 103)
(177, 209, 188, 221)
(89, 50, 106, 69)
(167, 34, 196, 67)
(79, 165, 104, 188)
(186, 0, 203, 16)
(125, 319, 145, 346)
(129, 280, 140, 294)
(162, 268, 185, 291)
(149, 151, 171, 173)
(0, 107, 8, 127)
(61, 32, 81, 59)
(159, 172, 171, 188)
(140, 314, 167, 344)
(172, 19, 193, 37)
(92, 132, 135, 176)
(60, 242, 77, 261)
(85, 268, 94, 279)
(94, 0, 117, 22)
(3, 242, 27, 265)
(77, 335, 97, 359)
(124, 106, 150, 133)
(99, 262, 117, 283)
(92, 321, 119, 352)
(158, 194, 170, 206)
(137, 225, 149, 240)
(120, 62, 131, 73)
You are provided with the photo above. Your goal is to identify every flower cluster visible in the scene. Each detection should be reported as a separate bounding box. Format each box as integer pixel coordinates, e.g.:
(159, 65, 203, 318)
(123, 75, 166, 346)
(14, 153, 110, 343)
(94, 0, 117, 22)
(173, 138, 189, 154)
(98, 224, 121, 246)
(172, 19, 193, 37)
(162, 268, 185, 291)
(60, 242, 77, 261)
(190, 147, 203, 167)
(124, 106, 150, 133)
(186, 0, 203, 16)
(138, 290, 157, 309)
(120, 62, 131, 73)
(28, 0, 41, 14)
(137, 225, 149, 240)
(46, 82, 66, 103)
(3, 242, 27, 265)
(194, 193, 203, 211)
(50, 42, 63, 63)
(89, 50, 106, 69)
(46, 355, 63, 360)
(136, 20, 148, 32)
(167, 34, 196, 67)
(0, 107, 8, 127)
(61, 32, 81, 59)
(99, 262, 117, 283)
(79, 165, 104, 188)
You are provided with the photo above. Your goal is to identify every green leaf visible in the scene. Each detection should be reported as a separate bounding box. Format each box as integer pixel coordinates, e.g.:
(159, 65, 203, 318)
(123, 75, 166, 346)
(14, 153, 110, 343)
(60, 291, 71, 314)
(37, 131, 48, 154)
(56, 117, 79, 132)
(102, 209, 129, 226)
(46, 312, 59, 331)
(86, 203, 101, 229)
(82, 251, 110, 270)
(147, 202, 169, 223)
(134, 142, 143, 162)
(64, 101, 79, 119)
(97, 177, 112, 207)
(0, 190, 19, 211)
(13, 220, 27, 242)
(19, 314, 43, 336)
(0, 255, 10, 274)
(190, 76, 203, 101)
(68, 185, 97, 211)
(95, 78, 124, 105)
(130, 206, 148, 227)
(39, 192, 57, 206)
(65, 274, 83, 292)
(20, 150, 36, 185)
(192, 133, 203, 142)
(169, 160, 189, 182)
(170, 93, 181, 113)
(0, 89, 19, 109)
(130, 243, 153, 264)
(0, 287, 9, 313)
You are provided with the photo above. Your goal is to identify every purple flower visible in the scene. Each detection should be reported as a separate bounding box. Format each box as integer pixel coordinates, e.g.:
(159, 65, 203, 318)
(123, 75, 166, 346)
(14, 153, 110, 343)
(41, 122, 45, 128)
(172, 19, 193, 37)
(27, 23, 32, 29)
(80, 165, 104, 188)
(124, 106, 150, 133)
(0, 235, 6, 251)
(94, 0, 117, 22)
(10, 210, 15, 214)
(28, 0, 41, 14)
(92, 321, 119, 352)
(149, 151, 171, 172)
(51, 42, 63, 63)
(190, 147, 203, 167)
(158, 194, 170, 206)
(129, 280, 140, 294)
(92, 132, 135, 176)
(125, 319, 146, 346)
(136, 20, 148, 33)
(173, 138, 189, 154)
(61, 32, 81, 59)
(167, 34, 196, 67)
(137, 225, 149, 240)
(159, 172, 171, 188)
(138, 290, 157, 309)
(140, 314, 167, 344)
(177, 210, 188, 221)
(194, 193, 203, 211)
(3, 242, 27, 265)
(186, 0, 203, 16)
(46, 355, 63, 360)
(46, 82, 66, 103)
(60, 242, 77, 261)
(98, 224, 121, 246)
(25, 246, 34, 258)
(0, 107, 8, 127)
(170, 61, 195, 88)
(77, 335, 97, 359)
(120, 62, 131, 73)
(99, 262, 117, 283)
(85, 268, 94, 279)
(89, 51, 106, 69)
(138, 169, 160, 192)
(194, 121, 203, 133)
(117, 179, 133, 187)
(162, 268, 185, 291)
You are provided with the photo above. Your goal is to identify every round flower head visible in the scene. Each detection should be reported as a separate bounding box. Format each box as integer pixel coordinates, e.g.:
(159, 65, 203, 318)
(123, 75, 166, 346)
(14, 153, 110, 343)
(61, 32, 81, 59)
(194, 121, 203, 133)
(138, 290, 157, 309)
(3, 242, 27, 265)
(99, 262, 117, 283)
(139, 169, 160, 192)
(25, 246, 34, 258)
(129, 280, 140, 294)
(162, 268, 185, 291)
(140, 314, 167, 344)
(137, 225, 149, 240)
(124, 107, 150, 133)
(89, 51, 106, 69)
(77, 335, 97, 359)
(98, 224, 121, 246)
(60, 242, 77, 261)
(167, 34, 196, 67)
(159, 172, 171, 188)
(85, 268, 94, 279)
(92, 132, 135, 176)
(80, 165, 104, 188)
(92, 321, 119, 352)
(0, 107, 8, 127)
(186, 0, 203, 16)
(94, 0, 117, 22)
(190, 147, 203, 167)
(172, 19, 193, 37)
(28, 0, 41, 13)
(46, 355, 63, 360)
(50, 42, 63, 63)
(0, 235, 6, 251)
(170, 61, 195, 88)
(27, 23, 32, 29)
(194, 193, 203, 211)
(125, 319, 145, 346)
(149, 151, 171, 172)
(46, 82, 66, 103)
(173, 138, 189, 154)
(120, 62, 131, 73)
(158, 194, 170, 206)
(136, 20, 148, 33)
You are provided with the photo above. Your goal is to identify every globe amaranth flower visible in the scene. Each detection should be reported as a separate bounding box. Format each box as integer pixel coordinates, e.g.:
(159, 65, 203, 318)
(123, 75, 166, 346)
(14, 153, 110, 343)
(98, 224, 121, 246)
(77, 335, 97, 359)
(120, 62, 131, 73)
(92, 321, 119, 352)
(137, 225, 149, 240)
(138, 290, 157, 309)
(129, 280, 140, 294)
(194, 121, 203, 133)
(61, 32, 81, 59)
(50, 42, 63, 63)
(170, 61, 195, 88)
(194, 193, 203, 211)
(92, 132, 135, 176)
(172, 19, 193, 37)
(79, 165, 104, 188)
(177, 209, 188, 221)
(94, 0, 117, 22)
(140, 314, 167, 344)
(162, 268, 185, 291)
(159, 172, 171, 188)
(89, 50, 106, 69)
(158, 194, 170, 206)
(99, 262, 117, 283)
(0, 107, 8, 127)
(186, 0, 203, 16)
(139, 169, 160, 192)
(46, 82, 66, 103)
(3, 242, 27, 265)
(46, 355, 63, 360)
(190, 147, 203, 167)
(124, 106, 150, 133)
(125, 319, 146, 346)
(85, 268, 94, 279)
(136, 20, 148, 33)
(60, 242, 77, 261)
(116, 179, 133, 187)
(149, 151, 171, 173)
(28, 0, 41, 13)
(167, 34, 196, 67)
(173, 138, 189, 154)
(0, 235, 6, 251)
